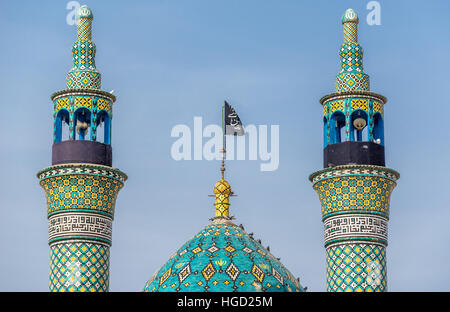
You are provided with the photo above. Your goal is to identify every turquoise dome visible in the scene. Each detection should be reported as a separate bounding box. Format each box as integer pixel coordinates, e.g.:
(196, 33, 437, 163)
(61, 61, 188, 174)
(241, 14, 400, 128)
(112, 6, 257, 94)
(143, 218, 305, 292)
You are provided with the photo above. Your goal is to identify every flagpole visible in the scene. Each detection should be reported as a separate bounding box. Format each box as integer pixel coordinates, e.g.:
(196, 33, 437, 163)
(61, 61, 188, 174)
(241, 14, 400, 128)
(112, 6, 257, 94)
(221, 103, 226, 180)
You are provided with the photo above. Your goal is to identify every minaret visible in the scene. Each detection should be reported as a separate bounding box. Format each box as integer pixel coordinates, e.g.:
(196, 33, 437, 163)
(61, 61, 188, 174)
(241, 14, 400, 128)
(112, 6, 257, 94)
(37, 5, 127, 292)
(309, 9, 399, 292)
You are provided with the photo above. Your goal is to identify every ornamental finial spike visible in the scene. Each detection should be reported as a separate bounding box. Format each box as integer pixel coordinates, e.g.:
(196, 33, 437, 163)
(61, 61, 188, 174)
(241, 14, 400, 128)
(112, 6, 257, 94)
(76, 5, 94, 41)
(342, 8, 359, 43)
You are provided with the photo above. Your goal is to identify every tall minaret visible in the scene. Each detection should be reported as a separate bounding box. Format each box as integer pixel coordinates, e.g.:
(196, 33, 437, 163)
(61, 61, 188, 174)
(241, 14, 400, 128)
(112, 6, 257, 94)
(309, 9, 399, 292)
(37, 5, 127, 292)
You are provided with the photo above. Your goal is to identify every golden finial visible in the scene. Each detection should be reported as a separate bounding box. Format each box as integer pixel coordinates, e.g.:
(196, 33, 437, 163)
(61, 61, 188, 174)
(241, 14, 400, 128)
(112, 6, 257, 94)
(213, 177, 231, 218)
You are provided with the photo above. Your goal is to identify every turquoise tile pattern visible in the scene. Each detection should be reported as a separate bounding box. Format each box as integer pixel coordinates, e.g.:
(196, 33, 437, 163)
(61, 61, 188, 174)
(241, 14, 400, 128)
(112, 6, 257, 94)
(143, 219, 304, 292)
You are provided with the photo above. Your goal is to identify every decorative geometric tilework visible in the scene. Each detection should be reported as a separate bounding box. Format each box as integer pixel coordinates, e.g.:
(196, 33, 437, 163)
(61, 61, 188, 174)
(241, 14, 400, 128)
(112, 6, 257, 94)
(74, 96, 92, 110)
(142, 219, 304, 292)
(49, 242, 110, 292)
(311, 165, 397, 292)
(97, 98, 112, 115)
(70, 40, 97, 71)
(56, 98, 70, 111)
(350, 99, 368, 111)
(321, 91, 386, 106)
(329, 100, 345, 114)
(37, 164, 127, 182)
(326, 243, 386, 292)
(339, 43, 364, 73)
(335, 10, 370, 93)
(67, 70, 101, 90)
(39, 173, 123, 217)
(214, 179, 231, 217)
(343, 21, 357, 43)
(310, 165, 399, 184)
(373, 101, 383, 115)
(336, 71, 370, 92)
(38, 163, 126, 292)
(311, 166, 398, 219)
(52, 92, 113, 143)
(76, 6, 93, 41)
(66, 6, 101, 90)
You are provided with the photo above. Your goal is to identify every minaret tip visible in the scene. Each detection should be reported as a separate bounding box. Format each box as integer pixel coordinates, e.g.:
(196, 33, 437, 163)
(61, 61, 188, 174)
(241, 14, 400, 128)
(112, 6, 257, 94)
(77, 5, 93, 19)
(342, 8, 359, 24)
(67, 4, 101, 89)
(334, 8, 369, 92)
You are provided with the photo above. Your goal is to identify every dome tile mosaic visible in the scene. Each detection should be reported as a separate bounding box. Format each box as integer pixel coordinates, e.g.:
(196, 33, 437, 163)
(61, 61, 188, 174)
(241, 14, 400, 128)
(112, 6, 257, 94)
(143, 218, 304, 292)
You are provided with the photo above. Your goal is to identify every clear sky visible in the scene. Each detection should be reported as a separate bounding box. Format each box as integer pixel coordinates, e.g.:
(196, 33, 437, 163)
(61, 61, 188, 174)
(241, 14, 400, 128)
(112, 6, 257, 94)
(0, 0, 449, 291)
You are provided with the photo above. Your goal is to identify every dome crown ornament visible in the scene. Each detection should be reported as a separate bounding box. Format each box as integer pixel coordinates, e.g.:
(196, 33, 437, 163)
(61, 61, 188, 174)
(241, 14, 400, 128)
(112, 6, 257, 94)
(213, 178, 232, 218)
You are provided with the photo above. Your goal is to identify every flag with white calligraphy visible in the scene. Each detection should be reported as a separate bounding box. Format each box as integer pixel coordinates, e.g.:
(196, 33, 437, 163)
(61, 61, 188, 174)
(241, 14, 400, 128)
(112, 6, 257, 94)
(224, 101, 244, 136)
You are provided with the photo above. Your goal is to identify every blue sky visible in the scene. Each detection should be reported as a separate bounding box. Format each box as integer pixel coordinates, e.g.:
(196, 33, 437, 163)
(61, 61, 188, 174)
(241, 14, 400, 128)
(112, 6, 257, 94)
(0, 0, 449, 291)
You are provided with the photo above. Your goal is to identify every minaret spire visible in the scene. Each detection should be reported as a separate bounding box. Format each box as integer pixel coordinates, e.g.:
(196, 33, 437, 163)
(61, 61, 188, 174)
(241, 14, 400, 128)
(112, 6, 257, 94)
(66, 5, 101, 90)
(336, 9, 369, 92)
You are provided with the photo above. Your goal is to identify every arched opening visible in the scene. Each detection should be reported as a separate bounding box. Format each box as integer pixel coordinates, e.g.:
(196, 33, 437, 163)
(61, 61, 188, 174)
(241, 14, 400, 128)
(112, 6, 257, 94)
(330, 112, 345, 144)
(54, 109, 70, 143)
(73, 108, 92, 141)
(351, 110, 368, 142)
(373, 113, 384, 145)
(95, 110, 111, 144)
(323, 117, 328, 147)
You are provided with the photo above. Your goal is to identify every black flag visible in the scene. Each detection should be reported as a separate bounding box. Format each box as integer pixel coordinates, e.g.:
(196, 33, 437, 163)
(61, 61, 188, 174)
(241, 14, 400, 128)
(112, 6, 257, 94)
(224, 101, 244, 136)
